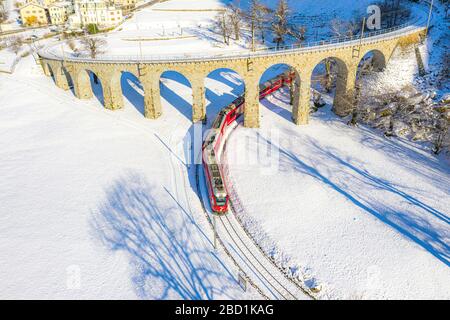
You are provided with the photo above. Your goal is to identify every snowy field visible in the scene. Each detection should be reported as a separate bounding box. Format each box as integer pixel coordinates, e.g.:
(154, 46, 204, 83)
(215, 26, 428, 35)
(0, 0, 448, 300)
(0, 50, 18, 73)
(44, 0, 424, 60)
(47, 0, 245, 59)
(225, 89, 450, 299)
(0, 55, 257, 299)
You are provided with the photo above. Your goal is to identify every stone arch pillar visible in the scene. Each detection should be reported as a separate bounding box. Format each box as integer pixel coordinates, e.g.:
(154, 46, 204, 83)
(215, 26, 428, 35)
(72, 69, 93, 99)
(243, 72, 260, 128)
(99, 72, 124, 110)
(334, 63, 358, 117)
(141, 73, 162, 119)
(41, 61, 51, 77)
(292, 69, 311, 125)
(190, 77, 206, 123)
(54, 65, 70, 91)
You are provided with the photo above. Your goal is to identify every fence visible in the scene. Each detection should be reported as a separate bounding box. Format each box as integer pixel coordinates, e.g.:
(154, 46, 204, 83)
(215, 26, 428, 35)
(38, 17, 426, 64)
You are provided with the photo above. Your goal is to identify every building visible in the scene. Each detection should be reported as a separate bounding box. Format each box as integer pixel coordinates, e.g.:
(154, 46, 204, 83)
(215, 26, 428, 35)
(19, 3, 49, 26)
(68, 0, 123, 29)
(48, 2, 73, 25)
(114, 0, 137, 15)
(42, 0, 57, 7)
(23, 0, 56, 5)
(24, 0, 41, 4)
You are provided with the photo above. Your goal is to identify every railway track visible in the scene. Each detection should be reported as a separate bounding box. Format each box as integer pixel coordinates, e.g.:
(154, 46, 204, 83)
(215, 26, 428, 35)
(197, 161, 313, 300)
(218, 213, 310, 300)
(14, 57, 313, 300)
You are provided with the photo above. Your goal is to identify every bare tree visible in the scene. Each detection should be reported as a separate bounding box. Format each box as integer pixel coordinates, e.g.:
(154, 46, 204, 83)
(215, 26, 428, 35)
(0, 0, 9, 26)
(253, 0, 271, 45)
(215, 11, 233, 45)
(227, 2, 243, 41)
(272, 0, 290, 49)
(241, 0, 271, 50)
(290, 25, 307, 44)
(330, 19, 358, 38)
(317, 58, 336, 93)
(9, 36, 23, 55)
(67, 39, 78, 53)
(80, 36, 107, 59)
(375, 0, 410, 28)
(432, 120, 449, 155)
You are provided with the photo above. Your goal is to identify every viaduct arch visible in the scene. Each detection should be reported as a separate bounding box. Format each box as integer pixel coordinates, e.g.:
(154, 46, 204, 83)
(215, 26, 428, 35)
(39, 27, 425, 128)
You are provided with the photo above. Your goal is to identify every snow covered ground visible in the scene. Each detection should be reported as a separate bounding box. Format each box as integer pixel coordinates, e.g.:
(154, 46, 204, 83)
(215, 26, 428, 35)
(225, 87, 450, 299)
(0, 50, 18, 73)
(45, 0, 425, 60)
(0, 55, 257, 299)
(0, 0, 448, 300)
(46, 0, 246, 59)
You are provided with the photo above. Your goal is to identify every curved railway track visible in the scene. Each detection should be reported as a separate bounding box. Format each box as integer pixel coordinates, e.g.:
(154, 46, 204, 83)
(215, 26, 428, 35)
(10, 63, 312, 300)
(196, 132, 314, 301)
(218, 213, 311, 300)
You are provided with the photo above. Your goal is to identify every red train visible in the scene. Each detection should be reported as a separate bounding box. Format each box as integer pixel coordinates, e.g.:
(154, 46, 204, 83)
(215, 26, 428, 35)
(203, 69, 295, 214)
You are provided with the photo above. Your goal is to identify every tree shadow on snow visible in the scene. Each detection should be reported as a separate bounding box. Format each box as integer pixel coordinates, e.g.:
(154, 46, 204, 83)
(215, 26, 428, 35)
(90, 173, 240, 299)
(355, 125, 450, 187)
(258, 133, 450, 267)
(309, 104, 450, 187)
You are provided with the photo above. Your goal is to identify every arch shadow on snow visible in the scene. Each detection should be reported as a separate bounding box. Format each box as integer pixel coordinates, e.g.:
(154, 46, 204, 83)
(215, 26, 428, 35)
(46, 63, 55, 80)
(259, 88, 293, 122)
(87, 70, 104, 106)
(121, 71, 145, 116)
(205, 68, 245, 123)
(258, 63, 300, 122)
(90, 173, 240, 299)
(160, 71, 193, 120)
(61, 66, 75, 96)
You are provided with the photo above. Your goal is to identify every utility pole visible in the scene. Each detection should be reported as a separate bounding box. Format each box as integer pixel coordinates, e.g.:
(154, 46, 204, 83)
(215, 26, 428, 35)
(251, 21, 255, 51)
(426, 0, 434, 37)
(353, 17, 366, 59)
(360, 17, 366, 46)
(136, 15, 143, 61)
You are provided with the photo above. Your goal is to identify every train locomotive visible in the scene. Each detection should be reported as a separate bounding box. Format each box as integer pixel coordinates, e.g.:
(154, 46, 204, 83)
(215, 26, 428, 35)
(202, 69, 296, 214)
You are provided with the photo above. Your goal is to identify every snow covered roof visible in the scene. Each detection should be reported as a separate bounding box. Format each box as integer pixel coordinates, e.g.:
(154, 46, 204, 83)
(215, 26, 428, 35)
(48, 1, 73, 7)
(19, 3, 47, 10)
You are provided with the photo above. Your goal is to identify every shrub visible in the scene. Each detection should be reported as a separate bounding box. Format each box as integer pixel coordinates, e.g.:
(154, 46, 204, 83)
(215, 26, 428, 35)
(86, 23, 99, 34)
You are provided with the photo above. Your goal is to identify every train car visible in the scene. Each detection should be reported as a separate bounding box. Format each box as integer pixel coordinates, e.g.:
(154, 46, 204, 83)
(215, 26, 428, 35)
(202, 139, 229, 213)
(259, 77, 283, 99)
(259, 69, 296, 100)
(203, 69, 294, 214)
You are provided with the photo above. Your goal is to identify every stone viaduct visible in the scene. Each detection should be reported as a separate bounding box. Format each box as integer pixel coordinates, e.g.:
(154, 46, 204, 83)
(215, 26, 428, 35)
(38, 26, 425, 128)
